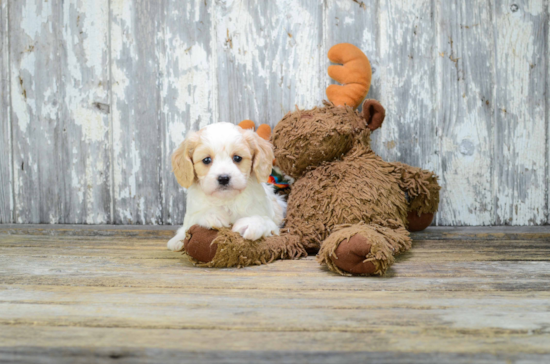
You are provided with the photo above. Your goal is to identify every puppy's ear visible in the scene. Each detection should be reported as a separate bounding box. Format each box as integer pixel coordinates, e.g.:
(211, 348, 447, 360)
(172, 133, 199, 188)
(245, 130, 274, 183)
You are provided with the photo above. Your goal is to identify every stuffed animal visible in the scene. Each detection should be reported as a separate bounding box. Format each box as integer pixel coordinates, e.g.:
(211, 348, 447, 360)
(176, 43, 440, 276)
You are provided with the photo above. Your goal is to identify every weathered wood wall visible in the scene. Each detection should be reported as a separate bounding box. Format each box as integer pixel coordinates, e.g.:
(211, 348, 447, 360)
(0, 0, 548, 226)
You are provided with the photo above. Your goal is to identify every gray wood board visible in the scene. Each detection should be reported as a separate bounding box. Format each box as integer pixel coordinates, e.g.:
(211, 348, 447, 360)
(9, 0, 111, 224)
(0, 0, 12, 223)
(493, 0, 548, 225)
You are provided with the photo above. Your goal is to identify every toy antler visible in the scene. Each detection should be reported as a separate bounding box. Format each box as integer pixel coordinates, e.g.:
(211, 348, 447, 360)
(238, 120, 271, 140)
(326, 43, 372, 109)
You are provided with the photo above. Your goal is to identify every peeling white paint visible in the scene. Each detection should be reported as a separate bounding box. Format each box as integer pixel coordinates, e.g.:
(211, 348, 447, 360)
(5, 0, 549, 225)
(493, 0, 547, 225)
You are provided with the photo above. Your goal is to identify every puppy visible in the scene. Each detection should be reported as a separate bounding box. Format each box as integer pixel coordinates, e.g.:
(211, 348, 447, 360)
(167, 122, 286, 252)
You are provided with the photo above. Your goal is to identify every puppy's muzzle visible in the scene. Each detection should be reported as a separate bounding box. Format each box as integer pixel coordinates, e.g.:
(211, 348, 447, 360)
(217, 175, 231, 186)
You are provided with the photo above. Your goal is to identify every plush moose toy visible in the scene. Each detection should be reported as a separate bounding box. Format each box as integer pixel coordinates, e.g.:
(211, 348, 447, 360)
(175, 43, 440, 276)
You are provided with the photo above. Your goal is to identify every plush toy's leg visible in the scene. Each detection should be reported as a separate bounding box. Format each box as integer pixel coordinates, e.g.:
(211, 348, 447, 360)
(179, 225, 307, 268)
(391, 162, 441, 231)
(317, 222, 411, 276)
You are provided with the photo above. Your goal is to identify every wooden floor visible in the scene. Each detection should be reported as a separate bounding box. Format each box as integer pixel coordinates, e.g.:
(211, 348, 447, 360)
(0, 225, 549, 364)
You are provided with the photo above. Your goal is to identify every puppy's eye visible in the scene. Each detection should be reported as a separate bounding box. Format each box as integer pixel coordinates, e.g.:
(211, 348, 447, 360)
(233, 155, 243, 163)
(202, 157, 212, 165)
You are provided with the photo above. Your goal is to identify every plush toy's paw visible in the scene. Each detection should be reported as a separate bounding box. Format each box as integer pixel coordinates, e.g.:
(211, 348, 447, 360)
(331, 234, 378, 275)
(407, 211, 434, 232)
(183, 225, 220, 263)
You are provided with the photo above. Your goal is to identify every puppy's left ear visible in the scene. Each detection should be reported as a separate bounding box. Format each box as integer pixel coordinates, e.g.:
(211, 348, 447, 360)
(246, 131, 274, 183)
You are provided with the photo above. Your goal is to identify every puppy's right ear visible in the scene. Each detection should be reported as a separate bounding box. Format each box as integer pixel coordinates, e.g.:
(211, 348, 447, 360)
(172, 133, 198, 188)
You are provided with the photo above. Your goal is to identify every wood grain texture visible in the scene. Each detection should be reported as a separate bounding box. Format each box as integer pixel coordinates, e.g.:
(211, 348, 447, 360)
(375, 1, 438, 171)
(59, 0, 111, 224)
(9, 0, 111, 224)
(0, 0, 12, 223)
(1, 334, 549, 364)
(436, 0, 495, 225)
(0, 225, 549, 362)
(110, 0, 163, 224)
(494, 0, 548, 225)
(9, 0, 63, 223)
(214, 0, 324, 127)
(1, 0, 550, 225)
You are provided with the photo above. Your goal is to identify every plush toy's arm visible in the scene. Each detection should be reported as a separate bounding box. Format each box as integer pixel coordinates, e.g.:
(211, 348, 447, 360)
(181, 225, 306, 268)
(391, 162, 440, 216)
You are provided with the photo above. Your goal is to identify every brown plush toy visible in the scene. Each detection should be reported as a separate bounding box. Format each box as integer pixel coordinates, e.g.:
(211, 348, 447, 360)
(177, 43, 440, 276)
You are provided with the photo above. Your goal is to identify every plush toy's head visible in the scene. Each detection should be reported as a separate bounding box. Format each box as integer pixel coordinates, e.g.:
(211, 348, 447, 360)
(272, 44, 386, 179)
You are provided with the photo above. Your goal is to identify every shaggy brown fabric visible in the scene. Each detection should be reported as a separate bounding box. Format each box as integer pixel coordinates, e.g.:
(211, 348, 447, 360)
(272, 101, 365, 179)
(282, 134, 409, 252)
(317, 222, 412, 276)
(183, 226, 307, 268)
(392, 162, 441, 215)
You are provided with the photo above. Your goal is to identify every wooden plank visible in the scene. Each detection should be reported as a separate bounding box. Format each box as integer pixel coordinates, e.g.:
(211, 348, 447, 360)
(1, 327, 548, 364)
(2, 286, 550, 333)
(160, 0, 214, 225)
(0, 0, 12, 223)
(110, 0, 163, 224)
(373, 0, 438, 177)
(9, 0, 63, 223)
(1, 253, 549, 291)
(412, 225, 550, 240)
(0, 224, 177, 237)
(59, 0, 111, 223)
(494, 0, 548, 225)
(3, 224, 550, 239)
(436, 0, 495, 225)
(214, 0, 324, 127)
(1, 235, 550, 262)
(8, 0, 111, 224)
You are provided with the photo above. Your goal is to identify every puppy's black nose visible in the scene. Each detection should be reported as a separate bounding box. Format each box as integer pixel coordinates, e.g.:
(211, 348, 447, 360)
(217, 175, 231, 186)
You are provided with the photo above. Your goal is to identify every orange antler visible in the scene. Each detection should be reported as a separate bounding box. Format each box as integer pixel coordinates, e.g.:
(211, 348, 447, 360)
(326, 43, 372, 109)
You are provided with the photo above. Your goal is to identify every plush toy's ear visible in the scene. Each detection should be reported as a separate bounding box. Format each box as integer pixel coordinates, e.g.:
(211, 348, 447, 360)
(362, 99, 386, 131)
(172, 132, 199, 188)
(245, 130, 274, 183)
(239, 120, 271, 141)
(256, 124, 271, 141)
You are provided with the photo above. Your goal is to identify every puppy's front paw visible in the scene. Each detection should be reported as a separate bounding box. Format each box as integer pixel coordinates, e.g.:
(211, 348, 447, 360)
(167, 236, 185, 252)
(232, 217, 278, 241)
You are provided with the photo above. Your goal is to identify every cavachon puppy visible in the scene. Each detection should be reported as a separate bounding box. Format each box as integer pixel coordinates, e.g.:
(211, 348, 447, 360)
(167, 122, 286, 252)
